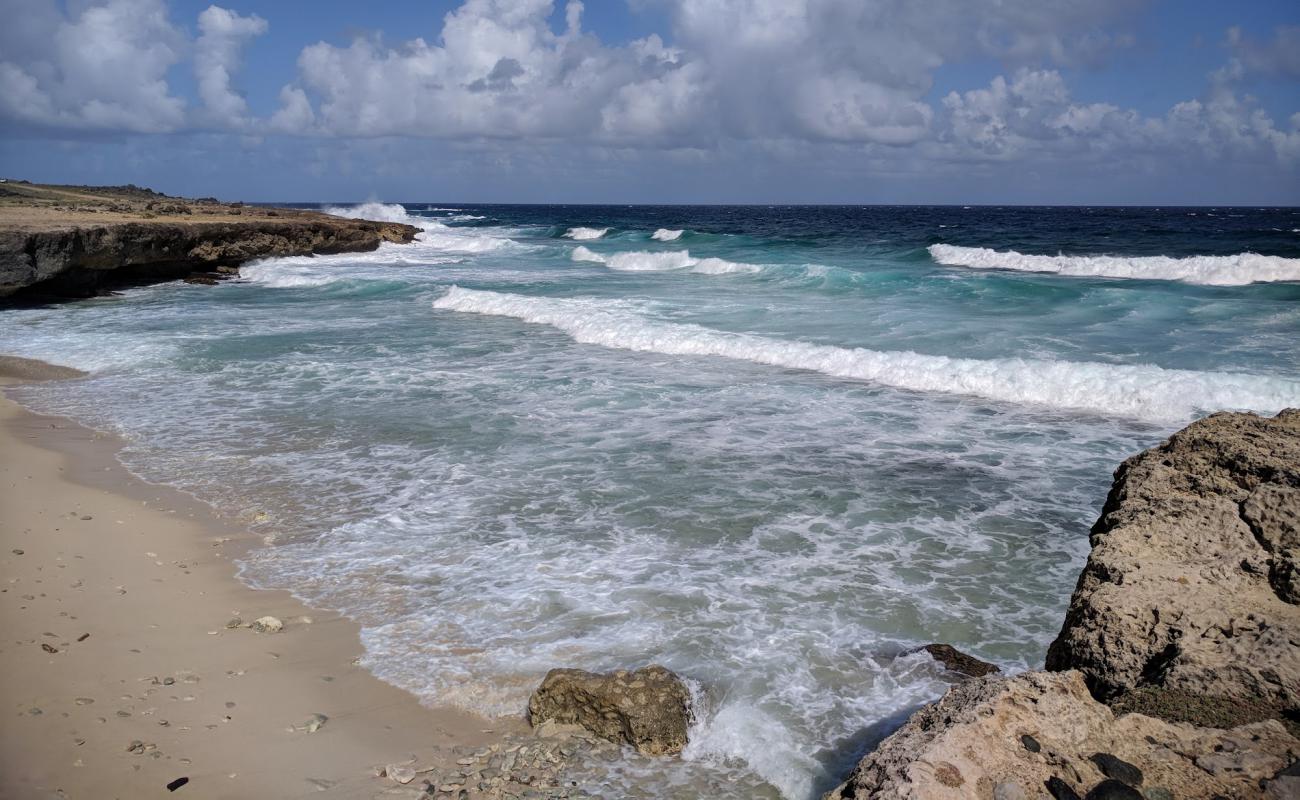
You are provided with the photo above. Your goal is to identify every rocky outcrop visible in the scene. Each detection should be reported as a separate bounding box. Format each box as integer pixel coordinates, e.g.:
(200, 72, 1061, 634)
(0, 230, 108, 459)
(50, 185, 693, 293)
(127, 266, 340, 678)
(825, 410, 1300, 799)
(1045, 410, 1300, 716)
(0, 217, 417, 298)
(823, 670, 1299, 800)
(526, 665, 692, 756)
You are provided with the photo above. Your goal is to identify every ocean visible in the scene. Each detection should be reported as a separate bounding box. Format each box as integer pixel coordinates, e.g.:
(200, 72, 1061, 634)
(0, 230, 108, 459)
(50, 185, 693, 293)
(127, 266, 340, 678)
(3, 204, 1299, 798)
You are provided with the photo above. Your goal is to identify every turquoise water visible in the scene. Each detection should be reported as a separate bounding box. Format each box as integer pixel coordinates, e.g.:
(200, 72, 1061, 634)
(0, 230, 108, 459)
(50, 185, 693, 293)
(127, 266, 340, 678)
(2, 204, 1298, 798)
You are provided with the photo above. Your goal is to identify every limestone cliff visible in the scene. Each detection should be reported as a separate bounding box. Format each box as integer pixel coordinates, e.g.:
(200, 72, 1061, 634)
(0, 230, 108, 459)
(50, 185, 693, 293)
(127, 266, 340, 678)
(0, 182, 417, 299)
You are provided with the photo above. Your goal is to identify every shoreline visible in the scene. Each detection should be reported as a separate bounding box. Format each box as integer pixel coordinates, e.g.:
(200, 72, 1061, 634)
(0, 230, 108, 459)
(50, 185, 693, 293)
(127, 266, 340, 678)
(0, 356, 523, 799)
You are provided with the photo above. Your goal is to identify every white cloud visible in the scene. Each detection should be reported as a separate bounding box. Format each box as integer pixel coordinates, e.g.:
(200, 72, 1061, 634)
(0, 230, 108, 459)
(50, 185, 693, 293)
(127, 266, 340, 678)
(194, 5, 268, 126)
(0, 0, 187, 133)
(0, 0, 1295, 184)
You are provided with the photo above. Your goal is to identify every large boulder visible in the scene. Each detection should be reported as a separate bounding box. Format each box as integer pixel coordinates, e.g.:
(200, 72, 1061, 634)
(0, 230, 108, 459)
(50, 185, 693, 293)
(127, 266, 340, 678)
(823, 670, 1300, 800)
(526, 665, 692, 756)
(1045, 410, 1300, 716)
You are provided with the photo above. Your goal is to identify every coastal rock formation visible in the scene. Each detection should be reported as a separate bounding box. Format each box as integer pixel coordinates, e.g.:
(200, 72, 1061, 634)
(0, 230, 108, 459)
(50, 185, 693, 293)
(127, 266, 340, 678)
(906, 643, 1001, 678)
(0, 182, 418, 298)
(822, 670, 1299, 800)
(825, 410, 1300, 799)
(1045, 410, 1300, 716)
(526, 665, 692, 756)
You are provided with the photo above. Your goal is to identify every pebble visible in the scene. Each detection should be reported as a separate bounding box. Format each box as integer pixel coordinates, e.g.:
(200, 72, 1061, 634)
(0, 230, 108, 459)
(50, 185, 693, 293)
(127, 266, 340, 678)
(1089, 753, 1143, 787)
(994, 782, 1028, 800)
(1082, 779, 1143, 800)
(12, 549, 23, 555)
(1021, 734, 1042, 753)
(1046, 776, 1082, 800)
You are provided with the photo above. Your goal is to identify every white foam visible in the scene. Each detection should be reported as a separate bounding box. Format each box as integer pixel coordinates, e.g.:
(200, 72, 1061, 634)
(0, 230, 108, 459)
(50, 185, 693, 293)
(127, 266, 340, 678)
(571, 247, 760, 275)
(432, 287, 1300, 420)
(323, 202, 413, 224)
(652, 228, 684, 241)
(564, 226, 610, 240)
(929, 244, 1300, 286)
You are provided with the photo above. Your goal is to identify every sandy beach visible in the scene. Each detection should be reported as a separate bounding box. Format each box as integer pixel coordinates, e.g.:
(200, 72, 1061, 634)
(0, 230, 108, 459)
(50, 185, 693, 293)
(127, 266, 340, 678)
(0, 356, 521, 800)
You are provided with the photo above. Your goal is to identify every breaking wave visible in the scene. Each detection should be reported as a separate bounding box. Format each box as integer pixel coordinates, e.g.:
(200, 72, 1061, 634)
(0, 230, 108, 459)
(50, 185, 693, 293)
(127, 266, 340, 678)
(571, 246, 760, 275)
(432, 287, 1300, 420)
(928, 244, 1300, 286)
(322, 202, 413, 224)
(564, 227, 610, 240)
(652, 228, 685, 241)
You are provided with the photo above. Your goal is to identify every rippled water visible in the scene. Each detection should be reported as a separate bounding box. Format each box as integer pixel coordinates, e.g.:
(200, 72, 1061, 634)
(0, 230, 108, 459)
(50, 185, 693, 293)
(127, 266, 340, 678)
(3, 203, 1298, 798)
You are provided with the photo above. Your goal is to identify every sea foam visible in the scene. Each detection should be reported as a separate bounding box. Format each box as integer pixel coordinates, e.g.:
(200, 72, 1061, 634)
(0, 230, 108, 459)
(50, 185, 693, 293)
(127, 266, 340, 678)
(564, 226, 610, 240)
(652, 228, 685, 241)
(929, 244, 1300, 285)
(432, 287, 1299, 420)
(572, 246, 760, 274)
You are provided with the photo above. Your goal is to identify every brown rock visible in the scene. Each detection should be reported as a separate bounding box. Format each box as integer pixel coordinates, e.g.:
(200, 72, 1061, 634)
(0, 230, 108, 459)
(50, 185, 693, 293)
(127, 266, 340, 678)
(1045, 410, 1300, 715)
(526, 665, 691, 756)
(907, 643, 1001, 678)
(822, 670, 1299, 800)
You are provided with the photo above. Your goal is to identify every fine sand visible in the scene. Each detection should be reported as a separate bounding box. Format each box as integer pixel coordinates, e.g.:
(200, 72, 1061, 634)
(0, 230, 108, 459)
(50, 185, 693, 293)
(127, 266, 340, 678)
(0, 356, 523, 799)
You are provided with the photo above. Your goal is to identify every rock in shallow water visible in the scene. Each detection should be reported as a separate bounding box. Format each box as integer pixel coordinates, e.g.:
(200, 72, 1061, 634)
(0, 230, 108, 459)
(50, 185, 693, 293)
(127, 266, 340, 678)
(526, 665, 691, 756)
(907, 643, 1001, 678)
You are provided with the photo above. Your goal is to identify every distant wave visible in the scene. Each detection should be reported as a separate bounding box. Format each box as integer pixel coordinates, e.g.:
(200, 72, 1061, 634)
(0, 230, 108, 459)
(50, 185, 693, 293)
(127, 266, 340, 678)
(572, 246, 760, 275)
(929, 244, 1300, 286)
(652, 228, 684, 241)
(564, 227, 610, 240)
(432, 287, 1299, 420)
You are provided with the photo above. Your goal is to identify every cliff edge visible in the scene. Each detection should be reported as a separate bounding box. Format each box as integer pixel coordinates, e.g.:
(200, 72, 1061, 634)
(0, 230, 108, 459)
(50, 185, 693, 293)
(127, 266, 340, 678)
(0, 181, 417, 299)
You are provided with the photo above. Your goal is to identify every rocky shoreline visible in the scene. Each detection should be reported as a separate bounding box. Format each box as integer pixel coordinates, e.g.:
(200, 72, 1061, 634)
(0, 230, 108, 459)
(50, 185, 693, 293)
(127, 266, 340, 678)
(500, 411, 1299, 800)
(0, 181, 417, 300)
(821, 410, 1300, 800)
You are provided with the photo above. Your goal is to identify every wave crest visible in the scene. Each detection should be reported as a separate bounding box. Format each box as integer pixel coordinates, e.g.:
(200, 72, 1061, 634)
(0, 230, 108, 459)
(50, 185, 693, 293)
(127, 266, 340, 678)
(571, 247, 759, 275)
(652, 228, 684, 241)
(431, 287, 1299, 420)
(929, 244, 1300, 286)
(564, 227, 610, 240)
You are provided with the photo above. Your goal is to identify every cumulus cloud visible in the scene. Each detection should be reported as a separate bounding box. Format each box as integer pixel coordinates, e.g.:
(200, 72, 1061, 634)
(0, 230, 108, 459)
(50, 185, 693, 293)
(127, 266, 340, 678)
(194, 5, 268, 126)
(0, 0, 1295, 183)
(938, 65, 1298, 166)
(0, 0, 186, 133)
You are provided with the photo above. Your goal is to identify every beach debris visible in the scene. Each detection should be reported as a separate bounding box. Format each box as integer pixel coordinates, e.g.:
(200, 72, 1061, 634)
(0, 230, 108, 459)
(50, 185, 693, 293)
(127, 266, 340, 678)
(11, 549, 23, 555)
(385, 763, 417, 785)
(225, 617, 243, 629)
(527, 665, 692, 756)
(165, 776, 189, 792)
(41, 643, 58, 653)
(289, 712, 329, 734)
(77, 633, 89, 641)
(250, 616, 283, 633)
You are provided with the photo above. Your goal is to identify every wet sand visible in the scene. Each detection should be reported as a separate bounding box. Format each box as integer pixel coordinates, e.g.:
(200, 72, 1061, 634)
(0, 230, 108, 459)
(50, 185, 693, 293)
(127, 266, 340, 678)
(0, 356, 524, 799)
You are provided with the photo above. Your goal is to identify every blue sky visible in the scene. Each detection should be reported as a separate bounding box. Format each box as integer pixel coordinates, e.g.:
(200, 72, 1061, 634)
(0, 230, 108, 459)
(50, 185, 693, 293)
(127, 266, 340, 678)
(1, 0, 1297, 203)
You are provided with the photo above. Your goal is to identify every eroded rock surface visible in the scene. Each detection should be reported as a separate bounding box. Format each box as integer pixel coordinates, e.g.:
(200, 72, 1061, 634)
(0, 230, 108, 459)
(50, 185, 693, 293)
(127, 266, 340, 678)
(1045, 409, 1300, 715)
(823, 670, 1299, 800)
(527, 665, 692, 756)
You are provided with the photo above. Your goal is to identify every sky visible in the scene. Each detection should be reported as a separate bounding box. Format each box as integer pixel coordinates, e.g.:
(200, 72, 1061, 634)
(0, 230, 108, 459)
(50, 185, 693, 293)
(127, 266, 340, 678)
(0, 0, 1297, 204)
